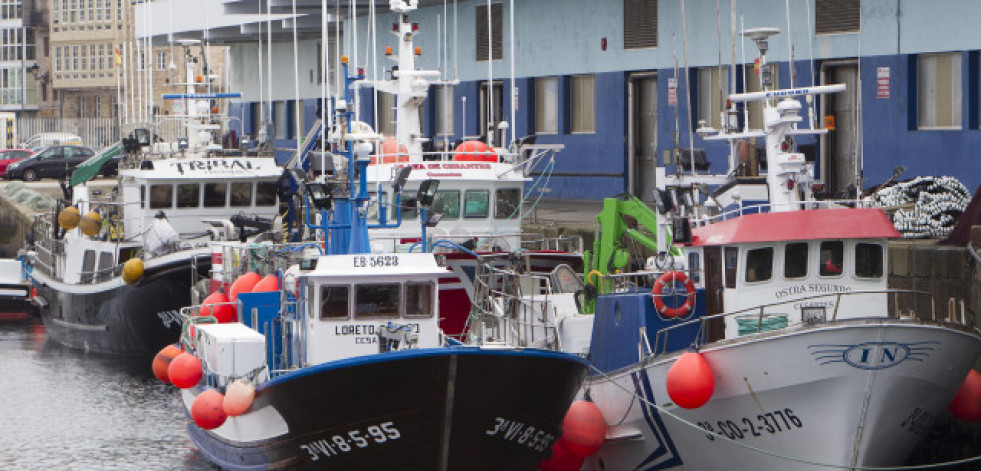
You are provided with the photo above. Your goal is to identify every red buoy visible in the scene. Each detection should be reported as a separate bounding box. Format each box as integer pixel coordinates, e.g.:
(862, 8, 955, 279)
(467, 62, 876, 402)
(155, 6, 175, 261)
(453, 140, 494, 161)
(200, 291, 236, 323)
(168, 352, 203, 389)
(949, 369, 981, 422)
(558, 400, 607, 457)
(539, 440, 585, 471)
(666, 351, 715, 409)
(252, 275, 280, 293)
(223, 379, 256, 417)
(191, 389, 228, 430)
(229, 272, 261, 302)
(373, 138, 409, 164)
(151, 344, 184, 383)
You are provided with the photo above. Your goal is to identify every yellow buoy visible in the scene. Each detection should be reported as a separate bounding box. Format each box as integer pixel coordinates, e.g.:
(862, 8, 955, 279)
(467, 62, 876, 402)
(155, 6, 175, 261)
(79, 211, 102, 237)
(122, 258, 144, 284)
(58, 206, 81, 230)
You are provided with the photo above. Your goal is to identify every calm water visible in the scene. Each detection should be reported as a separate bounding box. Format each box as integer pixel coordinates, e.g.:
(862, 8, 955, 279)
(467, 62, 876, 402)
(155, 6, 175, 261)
(0, 320, 217, 470)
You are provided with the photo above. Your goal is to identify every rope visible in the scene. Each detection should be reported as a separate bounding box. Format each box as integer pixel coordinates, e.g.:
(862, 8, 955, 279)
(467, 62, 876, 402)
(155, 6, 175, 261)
(587, 364, 981, 470)
(520, 158, 555, 220)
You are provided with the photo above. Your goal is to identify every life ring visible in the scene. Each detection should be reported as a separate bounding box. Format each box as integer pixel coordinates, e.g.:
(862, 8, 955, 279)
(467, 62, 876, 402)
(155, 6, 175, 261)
(652, 271, 696, 318)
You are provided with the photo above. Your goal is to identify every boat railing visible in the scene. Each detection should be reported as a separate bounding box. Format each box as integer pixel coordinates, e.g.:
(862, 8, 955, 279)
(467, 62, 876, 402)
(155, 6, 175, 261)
(697, 198, 881, 225)
(649, 289, 957, 357)
(364, 232, 581, 255)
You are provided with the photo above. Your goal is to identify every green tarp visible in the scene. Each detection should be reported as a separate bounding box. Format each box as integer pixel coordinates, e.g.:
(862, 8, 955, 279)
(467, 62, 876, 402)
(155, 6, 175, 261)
(70, 142, 122, 187)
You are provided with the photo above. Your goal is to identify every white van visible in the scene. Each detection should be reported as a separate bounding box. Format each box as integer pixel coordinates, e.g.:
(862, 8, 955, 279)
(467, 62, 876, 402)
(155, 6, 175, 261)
(22, 132, 83, 150)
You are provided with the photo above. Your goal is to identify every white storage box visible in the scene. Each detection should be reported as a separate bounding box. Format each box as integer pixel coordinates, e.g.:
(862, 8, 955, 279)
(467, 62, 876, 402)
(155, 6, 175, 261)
(196, 323, 266, 377)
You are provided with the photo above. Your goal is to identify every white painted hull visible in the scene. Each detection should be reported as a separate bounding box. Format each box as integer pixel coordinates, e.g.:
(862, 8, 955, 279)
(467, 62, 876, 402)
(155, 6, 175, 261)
(584, 320, 981, 470)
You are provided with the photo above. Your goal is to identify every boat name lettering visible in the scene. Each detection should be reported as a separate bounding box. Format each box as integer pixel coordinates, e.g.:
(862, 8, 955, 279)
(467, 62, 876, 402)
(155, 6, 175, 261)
(696, 408, 803, 441)
(169, 159, 255, 175)
(335, 324, 420, 336)
(900, 407, 934, 437)
(773, 283, 851, 299)
(404, 163, 492, 171)
(484, 417, 555, 453)
(353, 255, 400, 268)
(807, 341, 937, 370)
(298, 421, 401, 461)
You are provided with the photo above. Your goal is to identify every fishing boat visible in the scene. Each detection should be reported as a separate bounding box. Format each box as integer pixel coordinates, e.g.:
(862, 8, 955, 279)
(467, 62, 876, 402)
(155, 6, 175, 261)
(483, 27, 981, 471)
(0, 258, 32, 321)
(160, 62, 588, 469)
(23, 42, 283, 355)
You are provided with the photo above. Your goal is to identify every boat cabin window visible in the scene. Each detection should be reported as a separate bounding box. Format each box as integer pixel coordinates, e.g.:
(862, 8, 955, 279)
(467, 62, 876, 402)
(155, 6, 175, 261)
(495, 188, 521, 219)
(745, 247, 773, 283)
(81, 249, 96, 283)
(784, 242, 808, 279)
(464, 189, 489, 219)
(149, 184, 173, 209)
(204, 183, 227, 207)
(140, 185, 146, 208)
(433, 190, 460, 219)
(724, 247, 737, 288)
(819, 241, 844, 276)
(230, 182, 253, 207)
(688, 252, 701, 283)
(404, 282, 435, 318)
(177, 183, 200, 208)
(320, 285, 350, 319)
(855, 243, 884, 279)
(256, 182, 278, 206)
(355, 283, 400, 318)
(97, 252, 114, 282)
(396, 194, 418, 220)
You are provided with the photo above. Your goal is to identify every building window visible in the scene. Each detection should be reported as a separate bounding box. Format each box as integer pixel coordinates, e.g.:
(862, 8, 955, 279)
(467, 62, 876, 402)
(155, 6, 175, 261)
(535, 77, 558, 134)
(917, 52, 962, 129)
(624, 0, 657, 49)
(435, 84, 454, 136)
(55, 47, 62, 72)
(815, 0, 861, 35)
(274, 101, 286, 139)
(697, 67, 729, 130)
(570, 75, 595, 133)
(475, 2, 502, 62)
(377, 92, 395, 137)
(156, 50, 166, 70)
(745, 63, 778, 129)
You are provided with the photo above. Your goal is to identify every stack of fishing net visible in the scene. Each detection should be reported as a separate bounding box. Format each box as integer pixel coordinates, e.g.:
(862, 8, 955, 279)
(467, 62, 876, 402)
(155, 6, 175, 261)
(870, 176, 971, 239)
(2, 181, 56, 210)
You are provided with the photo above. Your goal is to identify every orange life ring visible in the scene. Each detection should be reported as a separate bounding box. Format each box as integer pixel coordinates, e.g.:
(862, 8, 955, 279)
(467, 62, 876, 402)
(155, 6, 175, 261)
(652, 271, 696, 318)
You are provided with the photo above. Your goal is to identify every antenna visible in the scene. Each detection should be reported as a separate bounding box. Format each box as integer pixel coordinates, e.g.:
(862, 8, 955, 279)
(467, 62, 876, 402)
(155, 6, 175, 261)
(743, 27, 780, 92)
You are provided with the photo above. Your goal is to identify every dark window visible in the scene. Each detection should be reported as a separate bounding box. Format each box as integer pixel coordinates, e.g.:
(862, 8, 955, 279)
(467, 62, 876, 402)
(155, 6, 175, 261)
(475, 3, 503, 61)
(855, 243, 883, 278)
(176, 183, 200, 208)
(433, 190, 460, 219)
(149, 184, 172, 209)
(724, 246, 737, 288)
(815, 0, 860, 34)
(820, 241, 844, 276)
(688, 251, 701, 284)
(230, 182, 253, 207)
(355, 284, 399, 318)
(405, 282, 434, 317)
(624, 0, 658, 49)
(784, 242, 809, 279)
(204, 183, 227, 207)
(495, 188, 521, 219)
(97, 251, 113, 282)
(464, 190, 489, 219)
(395, 195, 418, 220)
(745, 247, 774, 283)
(256, 182, 277, 206)
(320, 285, 350, 319)
(81, 249, 96, 283)
(140, 184, 145, 208)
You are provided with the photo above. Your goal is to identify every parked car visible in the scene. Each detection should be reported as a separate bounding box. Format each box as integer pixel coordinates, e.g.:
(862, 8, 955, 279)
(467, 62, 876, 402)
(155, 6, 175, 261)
(21, 132, 84, 151)
(0, 149, 34, 177)
(3, 145, 96, 181)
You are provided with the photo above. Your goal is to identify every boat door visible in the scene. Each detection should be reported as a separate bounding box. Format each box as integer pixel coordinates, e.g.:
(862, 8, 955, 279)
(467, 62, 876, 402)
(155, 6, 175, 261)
(480, 81, 504, 147)
(628, 73, 658, 202)
(820, 61, 860, 197)
(702, 246, 726, 341)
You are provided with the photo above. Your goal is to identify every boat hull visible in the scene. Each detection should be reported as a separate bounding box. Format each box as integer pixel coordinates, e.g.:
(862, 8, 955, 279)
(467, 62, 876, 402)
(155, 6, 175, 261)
(0, 282, 32, 320)
(33, 258, 204, 355)
(584, 320, 981, 471)
(183, 347, 587, 471)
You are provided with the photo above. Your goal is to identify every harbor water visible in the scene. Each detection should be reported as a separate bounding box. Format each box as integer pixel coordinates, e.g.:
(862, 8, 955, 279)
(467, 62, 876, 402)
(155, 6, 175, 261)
(0, 320, 216, 470)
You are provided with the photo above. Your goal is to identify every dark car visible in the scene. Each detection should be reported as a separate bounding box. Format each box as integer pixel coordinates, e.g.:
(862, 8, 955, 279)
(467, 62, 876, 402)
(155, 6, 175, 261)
(3, 145, 96, 181)
(0, 149, 33, 177)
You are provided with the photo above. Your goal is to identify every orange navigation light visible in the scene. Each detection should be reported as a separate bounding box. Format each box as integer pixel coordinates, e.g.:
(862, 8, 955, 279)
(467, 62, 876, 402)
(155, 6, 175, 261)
(825, 114, 836, 130)
(385, 46, 393, 56)
(341, 55, 349, 64)
(196, 75, 202, 83)
(414, 46, 422, 56)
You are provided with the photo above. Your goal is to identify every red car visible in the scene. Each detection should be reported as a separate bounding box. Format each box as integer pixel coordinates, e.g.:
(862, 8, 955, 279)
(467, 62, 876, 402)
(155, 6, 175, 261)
(0, 149, 33, 177)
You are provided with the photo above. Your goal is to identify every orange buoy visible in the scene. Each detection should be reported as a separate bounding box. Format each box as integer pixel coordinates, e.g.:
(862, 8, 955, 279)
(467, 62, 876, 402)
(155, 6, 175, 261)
(151, 344, 184, 383)
(666, 351, 715, 409)
(200, 291, 236, 323)
(539, 440, 585, 471)
(191, 389, 228, 430)
(223, 379, 256, 417)
(374, 138, 409, 164)
(949, 369, 981, 422)
(251, 275, 280, 293)
(558, 400, 607, 457)
(168, 352, 203, 389)
(229, 272, 262, 302)
(453, 140, 494, 161)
